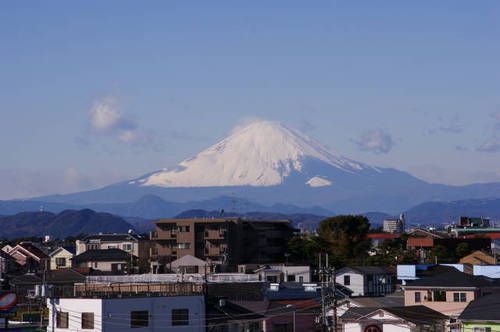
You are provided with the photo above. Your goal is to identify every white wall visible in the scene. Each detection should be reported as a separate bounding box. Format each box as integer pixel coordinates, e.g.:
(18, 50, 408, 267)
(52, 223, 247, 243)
(336, 272, 364, 296)
(47, 298, 103, 332)
(47, 296, 205, 332)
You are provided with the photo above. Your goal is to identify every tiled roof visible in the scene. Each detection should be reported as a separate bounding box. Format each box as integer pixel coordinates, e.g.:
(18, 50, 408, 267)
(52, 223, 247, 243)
(405, 269, 500, 288)
(17, 243, 49, 259)
(407, 238, 434, 247)
(337, 266, 391, 275)
(351, 296, 404, 308)
(82, 233, 140, 242)
(459, 294, 500, 321)
(367, 233, 399, 239)
(341, 306, 447, 324)
(73, 249, 132, 262)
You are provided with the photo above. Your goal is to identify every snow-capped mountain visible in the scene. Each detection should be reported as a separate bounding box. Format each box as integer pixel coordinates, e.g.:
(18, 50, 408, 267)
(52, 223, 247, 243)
(32, 120, 500, 213)
(133, 121, 380, 188)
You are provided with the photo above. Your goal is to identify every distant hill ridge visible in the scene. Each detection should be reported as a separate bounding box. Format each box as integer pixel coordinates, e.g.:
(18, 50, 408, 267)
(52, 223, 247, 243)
(0, 209, 134, 239)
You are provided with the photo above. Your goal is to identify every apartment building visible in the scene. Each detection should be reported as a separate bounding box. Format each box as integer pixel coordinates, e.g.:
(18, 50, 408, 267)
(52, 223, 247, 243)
(150, 218, 297, 273)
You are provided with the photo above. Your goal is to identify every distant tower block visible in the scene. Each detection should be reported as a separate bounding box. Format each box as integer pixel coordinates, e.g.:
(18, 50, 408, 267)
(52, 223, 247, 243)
(383, 215, 405, 234)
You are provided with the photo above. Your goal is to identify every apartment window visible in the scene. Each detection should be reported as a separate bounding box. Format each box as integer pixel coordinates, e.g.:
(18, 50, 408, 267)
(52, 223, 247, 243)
(123, 244, 133, 251)
(56, 312, 69, 328)
(344, 275, 350, 286)
(415, 292, 421, 303)
(178, 226, 190, 232)
(55, 258, 66, 267)
(131, 311, 149, 328)
(172, 309, 189, 326)
(81, 313, 94, 329)
(178, 243, 191, 249)
(453, 292, 467, 302)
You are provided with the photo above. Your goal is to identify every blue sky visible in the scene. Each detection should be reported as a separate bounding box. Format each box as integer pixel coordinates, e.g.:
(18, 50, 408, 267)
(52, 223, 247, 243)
(1, 0, 500, 199)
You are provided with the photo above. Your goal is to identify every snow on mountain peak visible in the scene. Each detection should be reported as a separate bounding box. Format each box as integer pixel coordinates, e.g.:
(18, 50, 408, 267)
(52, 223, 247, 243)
(140, 120, 368, 188)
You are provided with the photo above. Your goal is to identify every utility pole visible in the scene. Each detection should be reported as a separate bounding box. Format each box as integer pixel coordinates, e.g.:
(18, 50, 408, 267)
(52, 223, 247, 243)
(331, 265, 338, 332)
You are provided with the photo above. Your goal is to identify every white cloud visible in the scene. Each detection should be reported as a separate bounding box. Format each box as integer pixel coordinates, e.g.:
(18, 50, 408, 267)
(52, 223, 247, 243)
(353, 129, 394, 154)
(84, 96, 164, 151)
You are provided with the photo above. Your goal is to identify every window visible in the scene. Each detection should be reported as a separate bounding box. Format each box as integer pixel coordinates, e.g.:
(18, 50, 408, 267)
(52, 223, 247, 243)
(171, 309, 189, 326)
(178, 243, 191, 249)
(288, 275, 296, 282)
(178, 226, 190, 232)
(344, 275, 350, 286)
(428, 290, 446, 302)
(107, 245, 117, 249)
(81, 313, 94, 329)
(94, 262, 98, 268)
(131, 311, 149, 328)
(454, 292, 467, 302)
(123, 244, 133, 251)
(57, 312, 69, 328)
(299, 276, 304, 282)
(55, 257, 66, 267)
(415, 292, 421, 303)
(87, 244, 99, 250)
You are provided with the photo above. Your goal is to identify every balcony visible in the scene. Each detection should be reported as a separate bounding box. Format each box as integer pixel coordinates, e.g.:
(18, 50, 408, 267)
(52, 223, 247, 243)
(152, 231, 178, 240)
(204, 230, 227, 240)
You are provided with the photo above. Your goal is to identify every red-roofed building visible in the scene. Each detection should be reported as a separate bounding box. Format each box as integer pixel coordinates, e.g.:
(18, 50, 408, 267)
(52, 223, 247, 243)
(407, 238, 434, 249)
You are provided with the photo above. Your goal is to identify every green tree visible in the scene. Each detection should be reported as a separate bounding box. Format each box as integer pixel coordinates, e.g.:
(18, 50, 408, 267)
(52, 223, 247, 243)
(455, 242, 471, 259)
(287, 235, 329, 265)
(317, 215, 371, 266)
(429, 244, 453, 263)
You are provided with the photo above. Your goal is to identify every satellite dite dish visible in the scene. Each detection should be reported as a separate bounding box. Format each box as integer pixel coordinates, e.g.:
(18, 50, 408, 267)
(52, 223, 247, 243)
(0, 292, 17, 311)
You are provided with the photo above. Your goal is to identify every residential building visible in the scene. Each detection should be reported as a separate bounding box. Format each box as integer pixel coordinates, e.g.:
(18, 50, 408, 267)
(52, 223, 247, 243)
(238, 264, 311, 283)
(72, 248, 135, 273)
(47, 295, 205, 332)
(336, 266, 394, 297)
(459, 294, 500, 332)
(459, 250, 496, 265)
(341, 305, 447, 332)
(334, 295, 404, 317)
(76, 233, 152, 273)
(170, 254, 213, 274)
(403, 269, 500, 317)
(49, 247, 75, 270)
(6, 242, 49, 272)
(150, 218, 297, 272)
(383, 214, 405, 234)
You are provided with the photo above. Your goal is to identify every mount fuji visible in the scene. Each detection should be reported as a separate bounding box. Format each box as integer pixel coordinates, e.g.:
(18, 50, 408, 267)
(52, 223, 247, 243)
(32, 121, 500, 213)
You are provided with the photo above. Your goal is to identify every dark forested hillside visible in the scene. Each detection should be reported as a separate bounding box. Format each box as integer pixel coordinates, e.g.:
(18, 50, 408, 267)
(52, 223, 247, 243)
(0, 209, 134, 238)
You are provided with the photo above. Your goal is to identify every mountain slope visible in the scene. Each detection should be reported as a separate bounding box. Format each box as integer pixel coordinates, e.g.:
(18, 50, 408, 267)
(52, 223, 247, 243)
(29, 121, 500, 213)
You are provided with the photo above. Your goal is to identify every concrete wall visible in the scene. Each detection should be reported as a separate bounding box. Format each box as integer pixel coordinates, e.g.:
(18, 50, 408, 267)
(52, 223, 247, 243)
(47, 296, 205, 332)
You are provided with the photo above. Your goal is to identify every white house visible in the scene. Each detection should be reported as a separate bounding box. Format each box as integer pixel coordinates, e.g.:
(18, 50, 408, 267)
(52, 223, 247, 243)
(46, 295, 205, 332)
(336, 266, 394, 297)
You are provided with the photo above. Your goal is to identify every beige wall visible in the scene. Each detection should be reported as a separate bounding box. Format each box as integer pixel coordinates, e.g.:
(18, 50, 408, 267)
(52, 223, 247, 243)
(405, 289, 476, 316)
(50, 250, 73, 270)
(75, 260, 129, 272)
